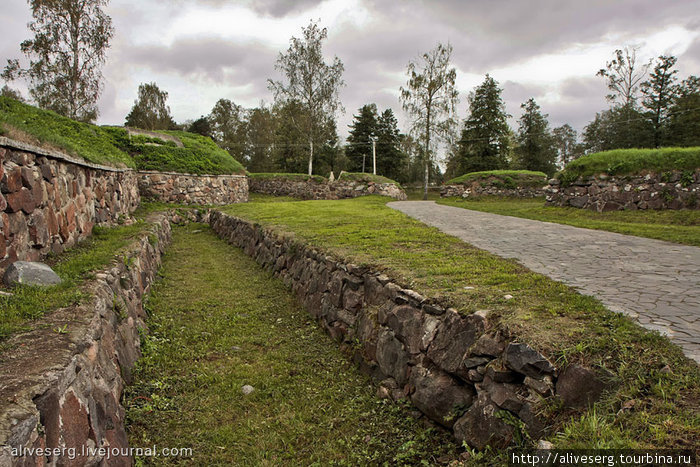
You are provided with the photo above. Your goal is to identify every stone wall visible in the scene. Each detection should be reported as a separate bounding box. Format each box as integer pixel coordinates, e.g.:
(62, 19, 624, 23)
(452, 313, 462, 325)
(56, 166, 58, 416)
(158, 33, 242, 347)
(0, 214, 171, 467)
(0, 138, 140, 273)
(440, 184, 545, 199)
(210, 211, 608, 450)
(137, 171, 248, 205)
(249, 176, 407, 201)
(545, 170, 700, 211)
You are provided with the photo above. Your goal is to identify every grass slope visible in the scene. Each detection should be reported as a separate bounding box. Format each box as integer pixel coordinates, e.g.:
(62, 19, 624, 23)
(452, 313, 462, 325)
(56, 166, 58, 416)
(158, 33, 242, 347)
(447, 170, 547, 187)
(558, 147, 700, 185)
(222, 196, 700, 453)
(436, 197, 700, 247)
(0, 97, 244, 174)
(338, 172, 400, 185)
(0, 221, 149, 346)
(125, 223, 460, 465)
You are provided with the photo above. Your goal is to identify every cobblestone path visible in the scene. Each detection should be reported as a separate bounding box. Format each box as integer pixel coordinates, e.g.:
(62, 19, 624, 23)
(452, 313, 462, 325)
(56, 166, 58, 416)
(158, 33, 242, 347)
(389, 201, 700, 363)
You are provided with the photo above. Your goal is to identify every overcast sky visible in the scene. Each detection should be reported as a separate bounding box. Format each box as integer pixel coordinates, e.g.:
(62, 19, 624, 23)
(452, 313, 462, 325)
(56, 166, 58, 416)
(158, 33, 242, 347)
(2, 0, 699, 145)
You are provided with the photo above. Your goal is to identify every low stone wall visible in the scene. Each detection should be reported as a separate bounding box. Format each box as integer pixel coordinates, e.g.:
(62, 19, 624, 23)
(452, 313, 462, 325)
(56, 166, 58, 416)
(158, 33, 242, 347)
(545, 170, 700, 211)
(249, 176, 407, 201)
(0, 138, 140, 273)
(137, 171, 248, 205)
(0, 213, 171, 467)
(210, 211, 608, 449)
(440, 184, 545, 199)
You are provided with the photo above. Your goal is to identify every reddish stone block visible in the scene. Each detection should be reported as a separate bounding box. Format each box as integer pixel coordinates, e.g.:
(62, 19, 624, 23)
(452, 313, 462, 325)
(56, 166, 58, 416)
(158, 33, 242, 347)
(6, 187, 34, 213)
(0, 192, 6, 211)
(0, 235, 6, 259)
(1, 166, 22, 193)
(28, 210, 49, 247)
(59, 391, 91, 465)
(66, 202, 76, 225)
(47, 208, 59, 236)
(21, 166, 36, 188)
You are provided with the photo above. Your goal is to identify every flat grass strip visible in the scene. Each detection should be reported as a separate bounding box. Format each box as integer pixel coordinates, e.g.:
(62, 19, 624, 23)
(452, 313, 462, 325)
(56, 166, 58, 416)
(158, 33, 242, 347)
(557, 147, 700, 185)
(125, 223, 460, 465)
(0, 221, 149, 345)
(222, 196, 700, 451)
(436, 197, 700, 247)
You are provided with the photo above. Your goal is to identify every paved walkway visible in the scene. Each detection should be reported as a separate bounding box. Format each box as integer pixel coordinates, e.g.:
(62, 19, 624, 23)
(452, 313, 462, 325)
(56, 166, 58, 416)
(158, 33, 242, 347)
(388, 201, 700, 363)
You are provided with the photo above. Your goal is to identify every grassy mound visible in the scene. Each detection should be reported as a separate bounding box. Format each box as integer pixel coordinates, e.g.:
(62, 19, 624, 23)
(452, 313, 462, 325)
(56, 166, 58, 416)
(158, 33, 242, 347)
(248, 173, 327, 183)
(0, 97, 245, 175)
(558, 148, 700, 186)
(338, 172, 400, 185)
(447, 170, 547, 188)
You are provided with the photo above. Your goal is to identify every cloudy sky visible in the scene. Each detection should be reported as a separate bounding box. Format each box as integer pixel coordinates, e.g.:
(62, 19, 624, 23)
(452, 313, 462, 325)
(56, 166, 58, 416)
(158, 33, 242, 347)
(2, 0, 699, 144)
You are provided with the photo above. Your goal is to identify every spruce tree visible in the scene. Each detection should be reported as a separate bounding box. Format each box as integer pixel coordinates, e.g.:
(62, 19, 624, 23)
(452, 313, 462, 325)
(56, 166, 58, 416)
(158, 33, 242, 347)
(515, 98, 557, 176)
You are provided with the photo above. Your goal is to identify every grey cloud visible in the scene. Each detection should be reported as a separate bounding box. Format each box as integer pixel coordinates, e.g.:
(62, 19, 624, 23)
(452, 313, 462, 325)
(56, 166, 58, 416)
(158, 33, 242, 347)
(126, 38, 276, 92)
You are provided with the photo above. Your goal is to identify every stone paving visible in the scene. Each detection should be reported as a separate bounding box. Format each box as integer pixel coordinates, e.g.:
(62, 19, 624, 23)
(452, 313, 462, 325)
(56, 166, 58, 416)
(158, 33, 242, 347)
(388, 201, 700, 364)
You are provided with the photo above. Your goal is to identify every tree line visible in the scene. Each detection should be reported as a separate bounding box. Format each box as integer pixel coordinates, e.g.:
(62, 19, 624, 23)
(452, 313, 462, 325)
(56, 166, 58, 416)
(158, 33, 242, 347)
(3, 1, 699, 188)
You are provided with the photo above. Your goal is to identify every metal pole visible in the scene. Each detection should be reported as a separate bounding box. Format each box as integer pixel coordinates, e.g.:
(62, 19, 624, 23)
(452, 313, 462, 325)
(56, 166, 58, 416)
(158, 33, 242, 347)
(372, 138, 377, 175)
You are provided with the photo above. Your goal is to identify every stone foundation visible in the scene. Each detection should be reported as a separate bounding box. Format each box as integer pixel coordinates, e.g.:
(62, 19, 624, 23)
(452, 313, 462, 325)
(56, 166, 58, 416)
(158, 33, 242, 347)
(209, 211, 610, 449)
(0, 214, 171, 467)
(440, 184, 545, 199)
(137, 171, 248, 205)
(0, 138, 140, 274)
(249, 176, 407, 200)
(545, 170, 700, 211)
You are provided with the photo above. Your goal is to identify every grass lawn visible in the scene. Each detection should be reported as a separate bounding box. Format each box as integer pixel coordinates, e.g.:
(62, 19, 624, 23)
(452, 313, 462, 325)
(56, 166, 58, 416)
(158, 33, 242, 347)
(221, 196, 700, 452)
(125, 223, 460, 465)
(436, 197, 700, 247)
(0, 221, 150, 346)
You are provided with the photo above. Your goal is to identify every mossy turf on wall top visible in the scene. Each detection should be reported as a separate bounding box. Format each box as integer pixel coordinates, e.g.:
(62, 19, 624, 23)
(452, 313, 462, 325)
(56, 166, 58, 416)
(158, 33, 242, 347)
(0, 97, 245, 175)
(557, 147, 700, 186)
(447, 170, 547, 187)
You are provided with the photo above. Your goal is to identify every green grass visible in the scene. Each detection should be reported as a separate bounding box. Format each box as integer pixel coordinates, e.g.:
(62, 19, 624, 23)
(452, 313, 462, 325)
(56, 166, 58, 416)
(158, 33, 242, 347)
(436, 197, 700, 247)
(558, 147, 700, 186)
(446, 170, 547, 187)
(0, 221, 150, 345)
(0, 96, 134, 167)
(125, 223, 461, 465)
(222, 196, 700, 452)
(0, 97, 245, 174)
(405, 187, 441, 201)
(338, 172, 400, 185)
(248, 172, 327, 183)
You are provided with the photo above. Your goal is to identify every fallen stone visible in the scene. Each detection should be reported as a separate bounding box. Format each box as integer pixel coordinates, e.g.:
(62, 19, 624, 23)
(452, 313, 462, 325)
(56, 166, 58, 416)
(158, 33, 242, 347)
(241, 385, 255, 395)
(503, 343, 555, 379)
(453, 392, 514, 450)
(410, 366, 475, 428)
(3, 261, 62, 287)
(537, 440, 555, 450)
(556, 365, 609, 408)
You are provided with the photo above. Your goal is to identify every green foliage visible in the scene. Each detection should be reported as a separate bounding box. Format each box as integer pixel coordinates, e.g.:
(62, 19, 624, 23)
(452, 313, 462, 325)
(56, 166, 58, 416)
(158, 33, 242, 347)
(447, 170, 547, 187)
(224, 196, 700, 451)
(453, 74, 511, 175)
(557, 147, 700, 185)
(2, 0, 113, 122)
(337, 172, 400, 186)
(124, 82, 176, 130)
(126, 224, 460, 464)
(667, 76, 700, 147)
(514, 98, 557, 177)
(0, 96, 134, 167)
(437, 197, 700, 246)
(248, 172, 327, 182)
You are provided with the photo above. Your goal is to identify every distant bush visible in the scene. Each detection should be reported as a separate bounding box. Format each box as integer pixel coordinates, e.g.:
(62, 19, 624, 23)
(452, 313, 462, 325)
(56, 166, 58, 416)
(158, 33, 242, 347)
(337, 172, 400, 186)
(557, 148, 700, 186)
(447, 170, 547, 188)
(0, 97, 245, 174)
(248, 173, 327, 183)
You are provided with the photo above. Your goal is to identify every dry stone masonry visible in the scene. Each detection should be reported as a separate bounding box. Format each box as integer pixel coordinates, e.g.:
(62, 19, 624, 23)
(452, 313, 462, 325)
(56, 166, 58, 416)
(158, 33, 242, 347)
(137, 171, 248, 205)
(440, 184, 545, 199)
(0, 213, 171, 467)
(249, 176, 407, 200)
(210, 211, 611, 449)
(545, 170, 700, 211)
(0, 138, 140, 273)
